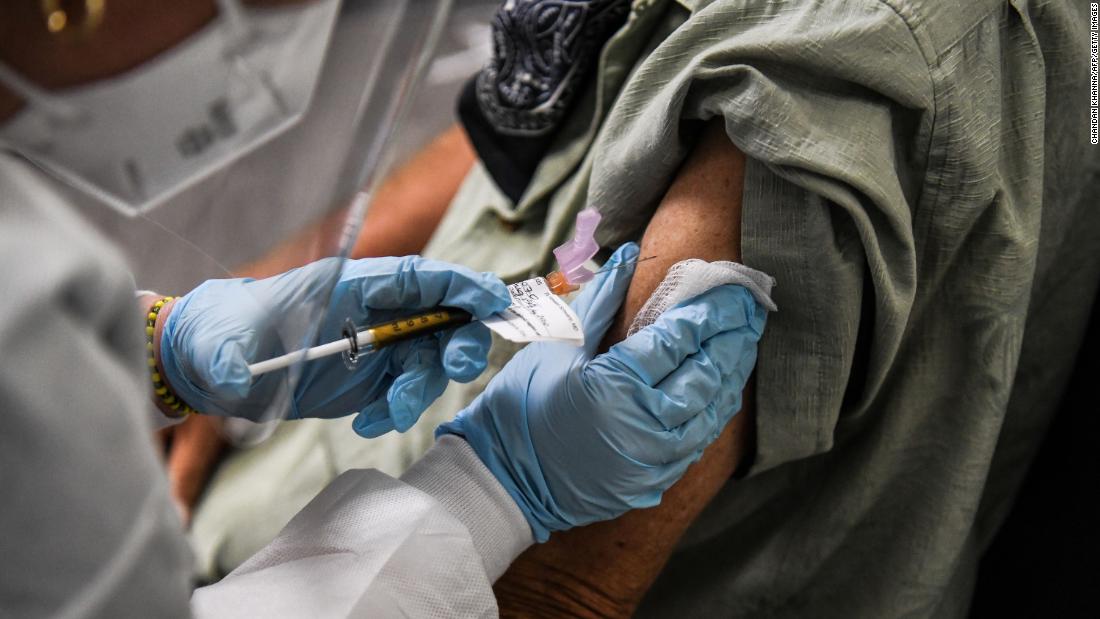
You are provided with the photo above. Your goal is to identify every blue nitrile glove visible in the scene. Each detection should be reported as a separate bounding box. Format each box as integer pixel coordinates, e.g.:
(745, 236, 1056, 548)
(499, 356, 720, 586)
(438, 243, 768, 541)
(161, 256, 511, 436)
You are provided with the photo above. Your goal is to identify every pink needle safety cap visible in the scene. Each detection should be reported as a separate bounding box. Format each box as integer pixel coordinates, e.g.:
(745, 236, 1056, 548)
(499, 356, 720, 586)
(552, 207, 602, 285)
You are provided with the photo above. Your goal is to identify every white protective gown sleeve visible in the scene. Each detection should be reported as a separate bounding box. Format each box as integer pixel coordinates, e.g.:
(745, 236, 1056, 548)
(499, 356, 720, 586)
(191, 436, 534, 617)
(0, 158, 194, 618)
(0, 157, 534, 618)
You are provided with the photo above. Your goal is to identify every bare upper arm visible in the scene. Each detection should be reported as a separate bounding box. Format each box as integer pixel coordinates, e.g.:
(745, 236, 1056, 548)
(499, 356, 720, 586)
(493, 119, 754, 617)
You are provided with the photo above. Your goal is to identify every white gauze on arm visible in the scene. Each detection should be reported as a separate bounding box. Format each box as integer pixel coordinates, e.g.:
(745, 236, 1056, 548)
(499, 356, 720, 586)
(628, 259, 778, 336)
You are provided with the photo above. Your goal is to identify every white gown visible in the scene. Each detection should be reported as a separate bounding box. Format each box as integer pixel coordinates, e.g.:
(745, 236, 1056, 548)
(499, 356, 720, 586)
(0, 158, 531, 618)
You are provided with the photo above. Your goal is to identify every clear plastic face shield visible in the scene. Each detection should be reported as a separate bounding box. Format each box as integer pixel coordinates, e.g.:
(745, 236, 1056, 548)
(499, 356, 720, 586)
(0, 0, 452, 430)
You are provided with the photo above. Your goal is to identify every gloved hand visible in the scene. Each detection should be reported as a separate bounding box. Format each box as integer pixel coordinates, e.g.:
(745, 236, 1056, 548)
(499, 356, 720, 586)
(160, 256, 511, 437)
(439, 243, 768, 541)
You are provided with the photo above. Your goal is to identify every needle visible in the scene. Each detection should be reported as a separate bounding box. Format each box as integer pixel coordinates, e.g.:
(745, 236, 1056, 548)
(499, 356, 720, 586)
(593, 255, 657, 274)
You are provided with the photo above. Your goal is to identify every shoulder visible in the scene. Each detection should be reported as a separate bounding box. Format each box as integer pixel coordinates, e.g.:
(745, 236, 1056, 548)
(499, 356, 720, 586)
(682, 0, 1006, 57)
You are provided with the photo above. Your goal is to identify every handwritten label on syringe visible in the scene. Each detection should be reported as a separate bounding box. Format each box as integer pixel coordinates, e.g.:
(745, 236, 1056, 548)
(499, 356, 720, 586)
(483, 277, 584, 345)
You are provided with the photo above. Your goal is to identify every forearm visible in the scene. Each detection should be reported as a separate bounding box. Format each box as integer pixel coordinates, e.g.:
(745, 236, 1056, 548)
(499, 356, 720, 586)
(352, 124, 476, 258)
(238, 124, 476, 278)
(494, 120, 753, 616)
(494, 415, 752, 616)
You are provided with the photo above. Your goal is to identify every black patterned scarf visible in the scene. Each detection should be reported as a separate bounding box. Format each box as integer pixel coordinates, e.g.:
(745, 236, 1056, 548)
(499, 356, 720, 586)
(458, 0, 632, 202)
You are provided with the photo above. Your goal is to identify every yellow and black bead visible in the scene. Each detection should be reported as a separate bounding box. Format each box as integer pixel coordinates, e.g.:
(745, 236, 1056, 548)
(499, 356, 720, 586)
(146, 296, 195, 417)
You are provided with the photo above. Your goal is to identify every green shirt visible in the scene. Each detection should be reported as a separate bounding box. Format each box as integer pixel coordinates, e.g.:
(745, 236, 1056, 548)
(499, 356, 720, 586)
(424, 0, 1100, 615)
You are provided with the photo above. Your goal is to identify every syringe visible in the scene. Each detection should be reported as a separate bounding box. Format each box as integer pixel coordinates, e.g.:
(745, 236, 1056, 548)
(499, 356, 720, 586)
(247, 205, 650, 378)
(247, 308, 473, 377)
(245, 256, 654, 378)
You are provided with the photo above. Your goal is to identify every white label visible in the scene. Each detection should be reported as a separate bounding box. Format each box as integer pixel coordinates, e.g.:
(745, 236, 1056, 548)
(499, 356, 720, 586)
(483, 277, 584, 345)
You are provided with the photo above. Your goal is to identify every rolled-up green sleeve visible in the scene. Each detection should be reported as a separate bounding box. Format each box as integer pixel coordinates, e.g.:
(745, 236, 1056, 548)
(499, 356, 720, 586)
(589, 0, 935, 472)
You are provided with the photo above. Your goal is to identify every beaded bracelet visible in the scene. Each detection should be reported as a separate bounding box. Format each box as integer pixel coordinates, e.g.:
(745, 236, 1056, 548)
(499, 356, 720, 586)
(146, 297, 196, 417)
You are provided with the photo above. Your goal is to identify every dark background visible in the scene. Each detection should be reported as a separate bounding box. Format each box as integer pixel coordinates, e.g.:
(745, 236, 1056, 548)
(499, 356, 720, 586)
(970, 286, 1100, 617)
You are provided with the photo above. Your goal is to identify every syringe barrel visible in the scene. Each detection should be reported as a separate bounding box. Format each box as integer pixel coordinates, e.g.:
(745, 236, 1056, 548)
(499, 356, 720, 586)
(365, 308, 473, 349)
